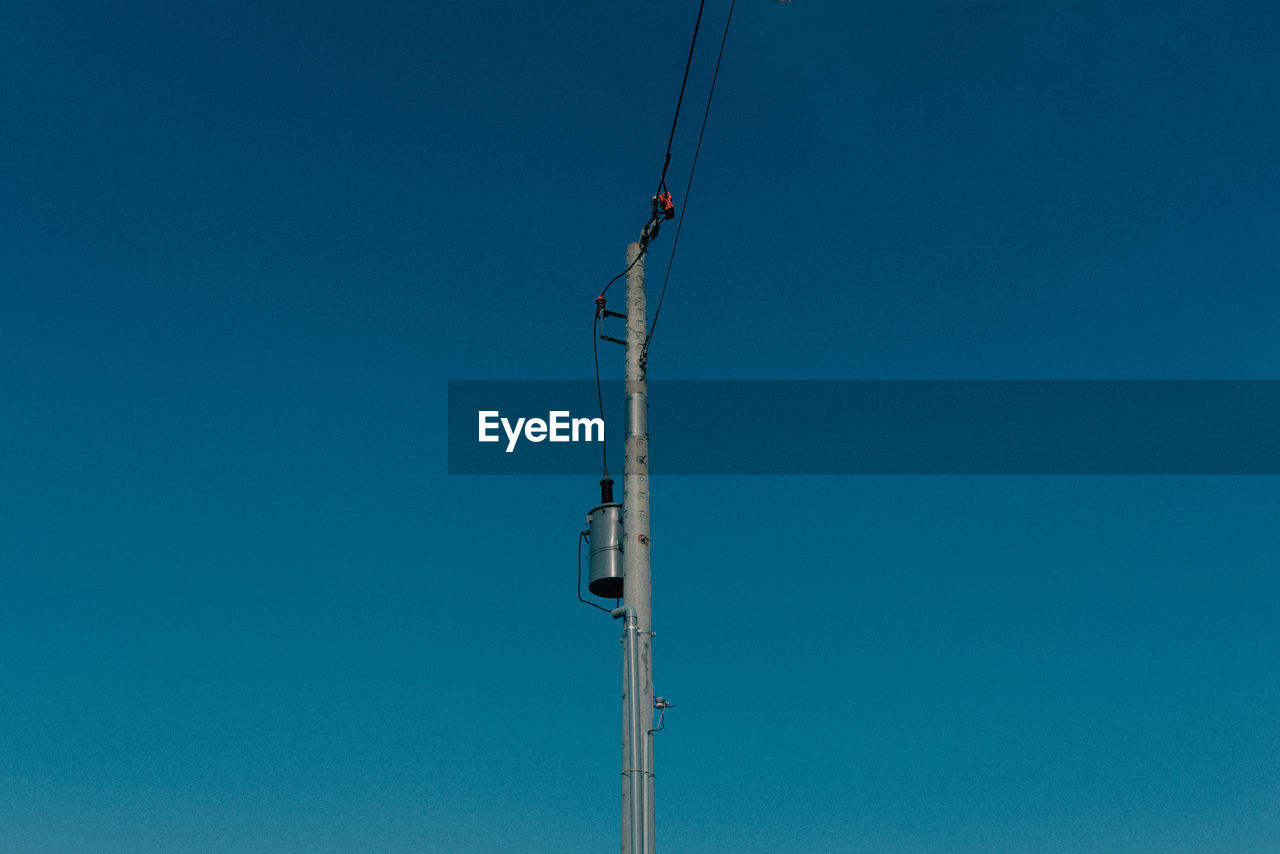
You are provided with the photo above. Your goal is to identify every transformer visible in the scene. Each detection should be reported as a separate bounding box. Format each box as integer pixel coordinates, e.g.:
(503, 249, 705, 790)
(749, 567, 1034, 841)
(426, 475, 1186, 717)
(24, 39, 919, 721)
(586, 502, 624, 598)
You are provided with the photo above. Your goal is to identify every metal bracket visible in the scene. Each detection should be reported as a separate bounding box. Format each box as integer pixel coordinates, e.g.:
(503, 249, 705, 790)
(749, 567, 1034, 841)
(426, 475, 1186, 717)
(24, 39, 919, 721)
(649, 697, 675, 734)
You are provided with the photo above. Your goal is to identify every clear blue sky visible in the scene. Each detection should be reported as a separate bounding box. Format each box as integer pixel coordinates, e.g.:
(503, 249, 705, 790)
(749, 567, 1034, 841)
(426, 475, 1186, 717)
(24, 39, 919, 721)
(2, 2, 1278, 852)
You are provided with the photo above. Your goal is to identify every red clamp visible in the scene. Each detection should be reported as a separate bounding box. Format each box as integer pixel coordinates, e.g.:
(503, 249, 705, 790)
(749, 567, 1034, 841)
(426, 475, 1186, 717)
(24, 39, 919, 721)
(653, 191, 675, 220)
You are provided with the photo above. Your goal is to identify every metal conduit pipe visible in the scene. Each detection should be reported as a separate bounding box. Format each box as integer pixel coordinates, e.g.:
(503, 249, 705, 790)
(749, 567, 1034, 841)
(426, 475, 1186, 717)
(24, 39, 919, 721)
(612, 605, 644, 854)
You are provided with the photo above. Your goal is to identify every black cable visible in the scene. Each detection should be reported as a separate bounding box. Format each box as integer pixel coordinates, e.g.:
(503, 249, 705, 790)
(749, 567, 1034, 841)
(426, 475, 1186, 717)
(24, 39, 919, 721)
(592, 309, 608, 473)
(595, 243, 649, 475)
(645, 0, 736, 359)
(658, 0, 708, 193)
(598, 242, 645, 300)
(649, 703, 674, 734)
(591, 0, 716, 472)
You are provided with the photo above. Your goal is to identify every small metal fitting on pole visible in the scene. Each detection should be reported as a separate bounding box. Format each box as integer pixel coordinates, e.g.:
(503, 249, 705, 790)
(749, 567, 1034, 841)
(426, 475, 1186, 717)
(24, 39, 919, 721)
(649, 697, 674, 735)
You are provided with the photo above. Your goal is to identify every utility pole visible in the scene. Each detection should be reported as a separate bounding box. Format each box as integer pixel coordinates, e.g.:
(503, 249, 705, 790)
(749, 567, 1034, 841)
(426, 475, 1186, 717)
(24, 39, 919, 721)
(615, 234, 655, 854)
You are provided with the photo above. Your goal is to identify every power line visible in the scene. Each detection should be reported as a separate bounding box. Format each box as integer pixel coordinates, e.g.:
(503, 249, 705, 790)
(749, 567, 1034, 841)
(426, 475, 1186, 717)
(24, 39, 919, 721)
(599, 0, 708, 303)
(657, 0, 708, 195)
(590, 0, 724, 478)
(645, 0, 736, 360)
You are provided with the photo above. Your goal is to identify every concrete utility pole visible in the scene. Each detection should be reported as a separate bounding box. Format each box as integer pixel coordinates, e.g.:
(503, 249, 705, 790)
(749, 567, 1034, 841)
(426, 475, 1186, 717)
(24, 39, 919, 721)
(614, 236, 655, 854)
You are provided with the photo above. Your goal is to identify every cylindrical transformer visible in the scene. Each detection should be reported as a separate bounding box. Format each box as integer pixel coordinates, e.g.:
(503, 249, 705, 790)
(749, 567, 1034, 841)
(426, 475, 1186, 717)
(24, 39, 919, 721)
(587, 502, 624, 598)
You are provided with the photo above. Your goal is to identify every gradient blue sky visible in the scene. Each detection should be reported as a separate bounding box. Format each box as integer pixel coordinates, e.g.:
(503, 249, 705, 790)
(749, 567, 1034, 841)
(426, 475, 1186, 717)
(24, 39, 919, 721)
(2, 2, 1278, 852)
